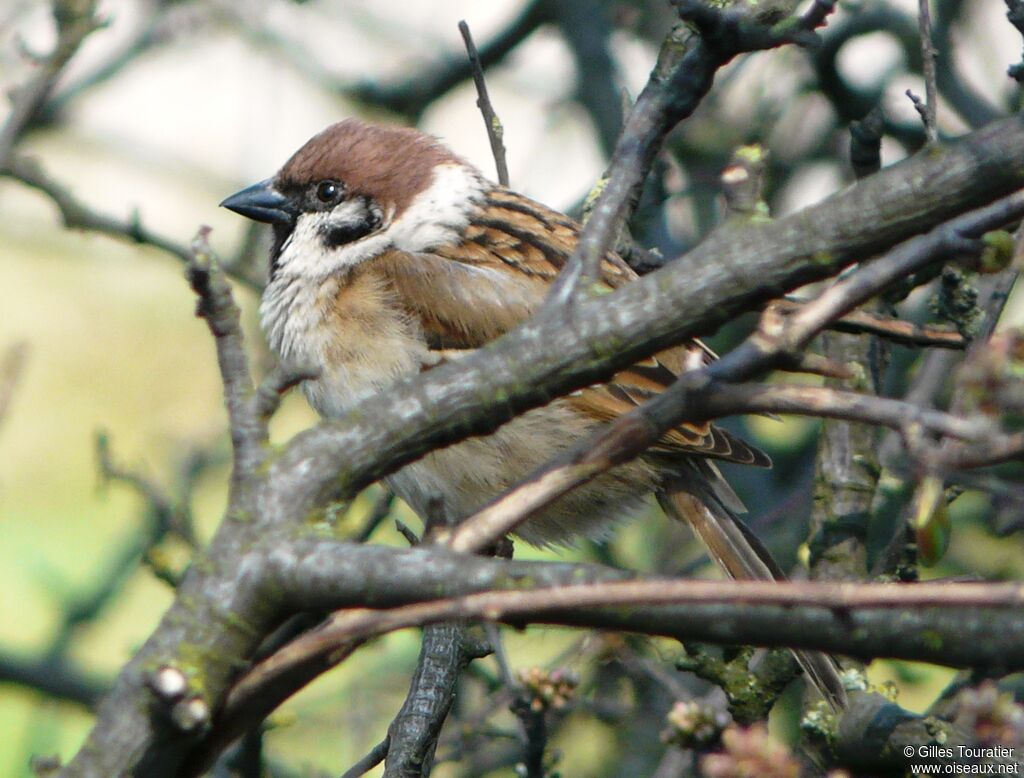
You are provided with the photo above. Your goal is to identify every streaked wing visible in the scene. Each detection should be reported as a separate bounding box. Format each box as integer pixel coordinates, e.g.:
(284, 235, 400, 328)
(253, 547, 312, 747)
(436, 186, 635, 289)
(568, 354, 772, 467)
(375, 186, 769, 467)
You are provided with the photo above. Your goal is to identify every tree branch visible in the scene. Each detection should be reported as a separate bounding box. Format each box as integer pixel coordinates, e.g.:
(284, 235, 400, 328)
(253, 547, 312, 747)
(262, 547, 1024, 670)
(916, 0, 940, 143)
(459, 20, 509, 188)
(185, 229, 265, 487)
(0, 650, 106, 709)
(383, 624, 490, 777)
(0, 0, 102, 165)
(553, 0, 836, 299)
(445, 192, 1024, 553)
(773, 300, 966, 348)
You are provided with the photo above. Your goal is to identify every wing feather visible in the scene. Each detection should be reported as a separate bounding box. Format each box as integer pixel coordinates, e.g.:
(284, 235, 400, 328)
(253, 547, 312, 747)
(373, 188, 769, 468)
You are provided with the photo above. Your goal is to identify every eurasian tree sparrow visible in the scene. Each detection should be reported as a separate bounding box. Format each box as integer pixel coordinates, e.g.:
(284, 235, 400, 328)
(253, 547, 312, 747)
(222, 119, 846, 708)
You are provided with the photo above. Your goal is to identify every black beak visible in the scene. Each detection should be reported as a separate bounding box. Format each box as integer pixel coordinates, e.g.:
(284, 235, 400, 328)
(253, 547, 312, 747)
(220, 179, 295, 227)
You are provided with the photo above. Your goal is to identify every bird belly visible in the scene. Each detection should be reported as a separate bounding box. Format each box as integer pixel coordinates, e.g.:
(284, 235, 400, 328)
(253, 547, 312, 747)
(262, 271, 656, 546)
(386, 400, 658, 546)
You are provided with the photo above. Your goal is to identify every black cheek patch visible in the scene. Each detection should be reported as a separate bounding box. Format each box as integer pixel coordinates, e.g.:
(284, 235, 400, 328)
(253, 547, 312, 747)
(323, 221, 376, 247)
(321, 198, 382, 248)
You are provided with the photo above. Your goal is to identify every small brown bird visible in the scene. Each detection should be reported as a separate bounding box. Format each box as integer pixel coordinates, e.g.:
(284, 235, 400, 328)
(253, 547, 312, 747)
(222, 119, 846, 709)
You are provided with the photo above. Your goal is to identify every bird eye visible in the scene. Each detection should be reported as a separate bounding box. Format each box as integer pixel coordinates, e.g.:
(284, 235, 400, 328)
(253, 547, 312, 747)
(315, 180, 342, 203)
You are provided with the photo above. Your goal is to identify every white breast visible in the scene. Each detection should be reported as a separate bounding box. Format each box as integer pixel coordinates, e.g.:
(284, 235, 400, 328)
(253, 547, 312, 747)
(260, 270, 427, 418)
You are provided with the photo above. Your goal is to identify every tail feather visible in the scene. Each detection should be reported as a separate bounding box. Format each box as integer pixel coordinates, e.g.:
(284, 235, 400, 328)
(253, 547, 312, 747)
(658, 467, 848, 712)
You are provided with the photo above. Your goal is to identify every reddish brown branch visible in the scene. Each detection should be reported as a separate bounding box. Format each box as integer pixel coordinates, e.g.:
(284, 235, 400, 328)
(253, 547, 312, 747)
(233, 578, 1024, 706)
(772, 299, 967, 348)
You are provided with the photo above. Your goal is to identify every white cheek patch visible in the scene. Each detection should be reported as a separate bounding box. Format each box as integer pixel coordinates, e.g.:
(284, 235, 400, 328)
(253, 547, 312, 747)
(276, 206, 393, 277)
(389, 163, 487, 252)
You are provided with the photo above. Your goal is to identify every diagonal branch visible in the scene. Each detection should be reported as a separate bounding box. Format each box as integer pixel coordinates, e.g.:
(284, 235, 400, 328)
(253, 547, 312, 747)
(445, 192, 1024, 553)
(553, 0, 835, 299)
(459, 20, 509, 187)
(0, 0, 102, 165)
(1, 156, 264, 289)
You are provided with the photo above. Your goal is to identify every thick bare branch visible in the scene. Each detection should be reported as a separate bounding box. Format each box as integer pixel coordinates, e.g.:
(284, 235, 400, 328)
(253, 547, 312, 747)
(260, 545, 1024, 674)
(553, 0, 835, 299)
(446, 193, 1024, 553)
(186, 541, 1024, 775)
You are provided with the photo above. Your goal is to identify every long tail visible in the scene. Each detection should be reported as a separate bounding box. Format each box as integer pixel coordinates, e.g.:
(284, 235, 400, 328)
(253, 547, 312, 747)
(657, 463, 848, 712)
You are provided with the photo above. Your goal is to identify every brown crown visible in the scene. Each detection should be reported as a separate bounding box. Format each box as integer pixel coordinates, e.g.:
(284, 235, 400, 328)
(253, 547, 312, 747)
(277, 119, 463, 215)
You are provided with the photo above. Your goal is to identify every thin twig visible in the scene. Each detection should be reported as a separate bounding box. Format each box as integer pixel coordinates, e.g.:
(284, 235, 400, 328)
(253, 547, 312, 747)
(0, 342, 29, 434)
(917, 0, 939, 142)
(906, 89, 931, 135)
(340, 736, 389, 778)
(35, 11, 176, 125)
(351, 487, 396, 543)
(2, 155, 194, 267)
(0, 1, 102, 165)
(254, 364, 319, 422)
(481, 624, 549, 777)
(395, 519, 420, 547)
(3, 155, 264, 289)
(773, 300, 966, 348)
(459, 20, 509, 187)
(185, 228, 264, 485)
